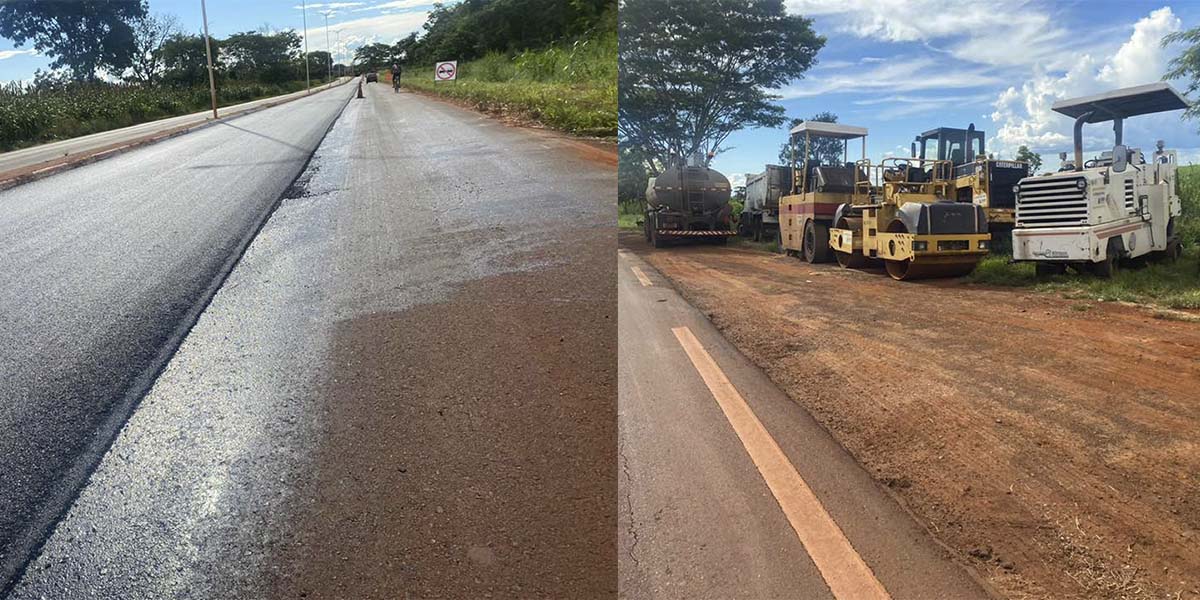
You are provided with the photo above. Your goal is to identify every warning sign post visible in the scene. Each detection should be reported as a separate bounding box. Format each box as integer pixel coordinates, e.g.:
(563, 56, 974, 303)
(435, 61, 457, 82)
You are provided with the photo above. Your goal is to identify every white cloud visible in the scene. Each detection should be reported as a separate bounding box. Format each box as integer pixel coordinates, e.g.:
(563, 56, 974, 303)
(0, 49, 36, 60)
(293, 2, 366, 10)
(778, 57, 1000, 99)
(728, 172, 747, 189)
(990, 7, 1185, 157)
(353, 0, 433, 11)
(296, 9, 429, 58)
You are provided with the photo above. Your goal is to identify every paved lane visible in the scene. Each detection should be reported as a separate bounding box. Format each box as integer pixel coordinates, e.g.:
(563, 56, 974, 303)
(9, 84, 614, 598)
(0, 83, 354, 592)
(617, 249, 991, 599)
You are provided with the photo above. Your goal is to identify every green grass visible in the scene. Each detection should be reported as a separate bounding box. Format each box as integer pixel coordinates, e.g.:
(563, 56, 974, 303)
(0, 78, 332, 151)
(618, 199, 643, 230)
(969, 248, 1200, 309)
(399, 32, 615, 137)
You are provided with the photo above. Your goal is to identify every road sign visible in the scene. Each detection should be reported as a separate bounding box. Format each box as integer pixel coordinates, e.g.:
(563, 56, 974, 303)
(435, 61, 457, 82)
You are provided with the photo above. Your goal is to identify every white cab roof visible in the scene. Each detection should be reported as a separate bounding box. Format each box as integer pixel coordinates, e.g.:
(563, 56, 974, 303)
(1052, 82, 1190, 123)
(789, 122, 868, 139)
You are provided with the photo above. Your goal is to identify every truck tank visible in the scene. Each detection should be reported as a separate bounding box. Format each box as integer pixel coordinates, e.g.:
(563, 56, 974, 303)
(643, 162, 735, 247)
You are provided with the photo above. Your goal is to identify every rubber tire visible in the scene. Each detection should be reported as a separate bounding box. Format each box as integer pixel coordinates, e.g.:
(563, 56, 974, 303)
(651, 227, 667, 249)
(804, 221, 830, 263)
(1035, 263, 1067, 277)
(1090, 239, 1120, 278)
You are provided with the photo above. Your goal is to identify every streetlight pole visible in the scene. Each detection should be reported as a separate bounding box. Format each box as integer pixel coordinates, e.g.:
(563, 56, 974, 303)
(334, 30, 342, 77)
(323, 12, 332, 83)
(200, 0, 218, 119)
(301, 0, 310, 93)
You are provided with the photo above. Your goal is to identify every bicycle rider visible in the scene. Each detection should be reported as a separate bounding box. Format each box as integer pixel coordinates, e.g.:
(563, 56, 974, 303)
(391, 62, 401, 92)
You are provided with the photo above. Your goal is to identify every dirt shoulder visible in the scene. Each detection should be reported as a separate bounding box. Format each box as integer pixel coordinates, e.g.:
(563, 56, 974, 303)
(623, 232, 1200, 600)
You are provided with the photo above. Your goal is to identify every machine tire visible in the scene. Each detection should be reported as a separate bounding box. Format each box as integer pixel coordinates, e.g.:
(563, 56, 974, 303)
(1035, 263, 1067, 277)
(651, 227, 667, 249)
(774, 229, 784, 254)
(1090, 239, 1121, 278)
(1165, 239, 1183, 262)
(644, 215, 652, 242)
(803, 221, 831, 264)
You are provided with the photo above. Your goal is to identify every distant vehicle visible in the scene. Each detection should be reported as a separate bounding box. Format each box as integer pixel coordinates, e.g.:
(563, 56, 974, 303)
(644, 154, 736, 248)
(1012, 83, 1188, 277)
(740, 165, 791, 243)
(365, 72, 379, 83)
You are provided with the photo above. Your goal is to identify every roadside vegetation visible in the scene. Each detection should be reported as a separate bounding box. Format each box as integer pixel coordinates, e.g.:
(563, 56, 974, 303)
(0, 1, 342, 152)
(356, 0, 615, 138)
(618, 200, 641, 230)
(399, 33, 615, 137)
(1, 77, 329, 151)
(969, 164, 1200, 309)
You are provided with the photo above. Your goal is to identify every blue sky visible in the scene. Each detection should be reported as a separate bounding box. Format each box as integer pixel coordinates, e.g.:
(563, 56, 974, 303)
(0, 0, 440, 82)
(714, 0, 1200, 187)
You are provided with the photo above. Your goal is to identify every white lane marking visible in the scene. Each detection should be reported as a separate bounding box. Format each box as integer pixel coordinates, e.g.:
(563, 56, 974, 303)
(672, 326, 891, 600)
(631, 265, 653, 287)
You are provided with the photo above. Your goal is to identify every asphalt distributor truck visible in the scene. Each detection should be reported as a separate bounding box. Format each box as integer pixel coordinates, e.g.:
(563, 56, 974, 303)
(1012, 83, 1188, 277)
(644, 153, 736, 247)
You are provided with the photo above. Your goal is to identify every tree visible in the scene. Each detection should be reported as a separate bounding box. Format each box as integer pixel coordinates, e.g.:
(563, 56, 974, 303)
(1164, 26, 1200, 123)
(354, 42, 396, 73)
(307, 51, 332, 81)
(618, 145, 650, 203)
(1015, 145, 1042, 173)
(618, 0, 825, 168)
(777, 112, 843, 166)
(126, 12, 178, 84)
(0, 0, 145, 81)
(161, 33, 220, 86)
(224, 30, 301, 83)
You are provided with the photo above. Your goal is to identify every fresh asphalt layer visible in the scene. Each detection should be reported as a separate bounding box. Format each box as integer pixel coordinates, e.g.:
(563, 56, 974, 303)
(0, 82, 355, 593)
(617, 249, 991, 599)
(7, 82, 614, 598)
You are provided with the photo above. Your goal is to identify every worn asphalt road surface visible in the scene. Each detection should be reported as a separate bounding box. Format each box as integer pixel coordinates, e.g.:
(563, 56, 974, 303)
(4, 82, 614, 598)
(617, 248, 990, 599)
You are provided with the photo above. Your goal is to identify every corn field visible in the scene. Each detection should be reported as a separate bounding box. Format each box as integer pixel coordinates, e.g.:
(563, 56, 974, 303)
(0, 79, 317, 151)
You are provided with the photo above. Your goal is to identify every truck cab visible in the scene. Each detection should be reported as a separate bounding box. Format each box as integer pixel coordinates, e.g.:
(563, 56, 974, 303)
(1012, 83, 1188, 276)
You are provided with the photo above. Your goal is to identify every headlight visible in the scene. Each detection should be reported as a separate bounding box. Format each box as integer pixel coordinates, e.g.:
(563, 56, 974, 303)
(1075, 179, 1087, 190)
(912, 241, 928, 251)
(1012, 184, 1020, 194)
(979, 240, 989, 250)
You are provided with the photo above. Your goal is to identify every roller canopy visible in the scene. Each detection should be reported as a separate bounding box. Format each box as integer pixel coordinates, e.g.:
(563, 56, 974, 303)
(1052, 82, 1190, 123)
(789, 122, 868, 139)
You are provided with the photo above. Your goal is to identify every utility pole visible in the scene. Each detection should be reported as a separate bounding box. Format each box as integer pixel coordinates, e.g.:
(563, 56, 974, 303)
(301, 0, 310, 93)
(323, 11, 332, 82)
(334, 30, 341, 77)
(200, 0, 218, 119)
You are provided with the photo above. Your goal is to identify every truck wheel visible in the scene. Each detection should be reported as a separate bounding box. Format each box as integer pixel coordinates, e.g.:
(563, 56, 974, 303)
(651, 227, 667, 249)
(1035, 263, 1066, 277)
(1166, 239, 1182, 262)
(644, 216, 652, 243)
(803, 220, 830, 263)
(775, 229, 784, 254)
(1090, 239, 1120, 278)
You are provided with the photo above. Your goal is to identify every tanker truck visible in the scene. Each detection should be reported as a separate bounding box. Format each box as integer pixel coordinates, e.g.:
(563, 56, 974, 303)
(644, 155, 736, 248)
(1012, 83, 1188, 276)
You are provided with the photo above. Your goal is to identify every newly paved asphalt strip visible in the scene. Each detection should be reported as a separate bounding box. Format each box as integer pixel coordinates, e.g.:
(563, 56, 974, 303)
(616, 249, 991, 599)
(0, 82, 355, 593)
(8, 82, 614, 598)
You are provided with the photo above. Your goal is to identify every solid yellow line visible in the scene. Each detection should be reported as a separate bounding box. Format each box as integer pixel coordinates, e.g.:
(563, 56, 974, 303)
(631, 265, 653, 287)
(671, 326, 891, 600)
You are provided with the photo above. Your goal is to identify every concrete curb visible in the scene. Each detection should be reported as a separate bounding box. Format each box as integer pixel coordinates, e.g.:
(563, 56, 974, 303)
(0, 78, 352, 193)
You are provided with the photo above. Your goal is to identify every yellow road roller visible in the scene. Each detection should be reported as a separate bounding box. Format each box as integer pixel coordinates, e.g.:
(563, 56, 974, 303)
(828, 157, 991, 280)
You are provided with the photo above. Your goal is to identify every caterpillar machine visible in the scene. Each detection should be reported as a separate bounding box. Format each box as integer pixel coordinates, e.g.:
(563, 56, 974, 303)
(779, 122, 869, 262)
(1012, 82, 1188, 276)
(644, 153, 736, 248)
(828, 155, 992, 280)
(912, 124, 1029, 250)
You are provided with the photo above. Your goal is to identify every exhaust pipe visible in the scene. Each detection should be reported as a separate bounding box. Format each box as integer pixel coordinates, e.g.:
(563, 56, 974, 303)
(966, 123, 976, 162)
(1073, 111, 1094, 172)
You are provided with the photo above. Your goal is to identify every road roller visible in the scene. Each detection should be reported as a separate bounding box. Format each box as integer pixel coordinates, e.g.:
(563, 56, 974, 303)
(779, 121, 870, 262)
(828, 157, 991, 280)
(643, 155, 736, 247)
